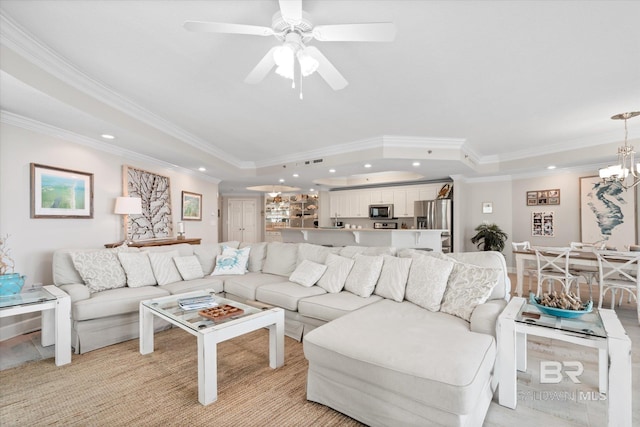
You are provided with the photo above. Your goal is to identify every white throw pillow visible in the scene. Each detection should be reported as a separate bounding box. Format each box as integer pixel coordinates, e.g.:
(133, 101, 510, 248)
(344, 254, 384, 298)
(71, 250, 127, 293)
(374, 255, 412, 302)
(296, 243, 331, 265)
(117, 252, 157, 288)
(211, 246, 251, 276)
(147, 250, 183, 285)
(405, 254, 454, 312)
(239, 242, 268, 272)
(317, 253, 355, 293)
(440, 262, 500, 321)
(262, 242, 299, 276)
(173, 255, 205, 281)
(289, 260, 327, 287)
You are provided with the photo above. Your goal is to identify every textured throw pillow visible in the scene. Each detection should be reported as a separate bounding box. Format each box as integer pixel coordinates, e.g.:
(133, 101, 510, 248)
(211, 246, 251, 276)
(262, 242, 299, 276)
(117, 252, 157, 288)
(317, 253, 355, 293)
(405, 254, 455, 311)
(289, 260, 327, 287)
(374, 255, 412, 302)
(147, 250, 183, 285)
(344, 254, 384, 298)
(173, 255, 205, 281)
(71, 250, 127, 293)
(440, 262, 500, 321)
(297, 243, 331, 265)
(239, 242, 268, 272)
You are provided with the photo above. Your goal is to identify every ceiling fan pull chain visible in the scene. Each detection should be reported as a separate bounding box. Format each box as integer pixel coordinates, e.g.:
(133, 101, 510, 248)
(299, 73, 304, 100)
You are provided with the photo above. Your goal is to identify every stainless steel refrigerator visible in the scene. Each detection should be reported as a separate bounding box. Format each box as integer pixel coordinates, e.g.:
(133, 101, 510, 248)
(414, 199, 453, 252)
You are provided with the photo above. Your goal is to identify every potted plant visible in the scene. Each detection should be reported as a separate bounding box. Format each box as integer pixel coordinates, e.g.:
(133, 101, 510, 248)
(470, 223, 508, 252)
(0, 234, 25, 296)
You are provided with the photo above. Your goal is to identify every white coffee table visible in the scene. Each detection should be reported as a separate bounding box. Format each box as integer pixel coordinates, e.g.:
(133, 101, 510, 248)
(0, 285, 71, 366)
(139, 289, 285, 405)
(497, 296, 631, 427)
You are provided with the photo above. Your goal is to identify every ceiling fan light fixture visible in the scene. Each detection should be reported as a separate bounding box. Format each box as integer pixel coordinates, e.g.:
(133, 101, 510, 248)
(297, 49, 319, 77)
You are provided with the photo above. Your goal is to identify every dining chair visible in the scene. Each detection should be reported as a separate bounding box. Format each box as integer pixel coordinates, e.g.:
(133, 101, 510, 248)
(595, 251, 640, 324)
(568, 242, 599, 300)
(534, 248, 578, 297)
(512, 241, 537, 294)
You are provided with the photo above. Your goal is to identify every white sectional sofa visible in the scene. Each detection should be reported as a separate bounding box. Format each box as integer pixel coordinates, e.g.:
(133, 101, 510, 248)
(52, 240, 510, 426)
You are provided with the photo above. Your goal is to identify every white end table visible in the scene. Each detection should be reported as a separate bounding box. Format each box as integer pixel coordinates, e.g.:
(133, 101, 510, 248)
(497, 297, 631, 427)
(0, 285, 71, 366)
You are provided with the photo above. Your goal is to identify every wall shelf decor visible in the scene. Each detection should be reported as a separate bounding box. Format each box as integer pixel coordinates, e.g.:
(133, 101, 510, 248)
(124, 165, 172, 240)
(30, 163, 93, 218)
(526, 189, 560, 206)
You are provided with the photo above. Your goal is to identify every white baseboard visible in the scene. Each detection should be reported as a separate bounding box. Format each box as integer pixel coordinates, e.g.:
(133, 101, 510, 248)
(0, 315, 41, 342)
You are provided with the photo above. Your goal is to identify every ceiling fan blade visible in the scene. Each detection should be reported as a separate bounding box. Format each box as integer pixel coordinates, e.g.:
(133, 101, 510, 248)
(304, 46, 348, 91)
(184, 21, 274, 37)
(312, 23, 396, 42)
(278, 0, 302, 25)
(244, 47, 279, 84)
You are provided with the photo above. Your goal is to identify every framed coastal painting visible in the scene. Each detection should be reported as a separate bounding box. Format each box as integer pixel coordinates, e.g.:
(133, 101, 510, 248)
(30, 163, 93, 218)
(580, 176, 636, 250)
(124, 165, 172, 240)
(181, 191, 202, 221)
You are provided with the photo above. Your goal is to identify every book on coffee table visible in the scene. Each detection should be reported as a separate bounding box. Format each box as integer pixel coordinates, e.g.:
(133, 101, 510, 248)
(178, 295, 217, 310)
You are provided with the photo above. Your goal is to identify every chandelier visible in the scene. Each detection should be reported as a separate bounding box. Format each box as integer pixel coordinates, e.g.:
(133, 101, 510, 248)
(598, 111, 640, 189)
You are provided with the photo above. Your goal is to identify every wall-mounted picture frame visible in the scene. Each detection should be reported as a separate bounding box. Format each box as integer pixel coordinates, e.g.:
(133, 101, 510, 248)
(526, 189, 560, 205)
(532, 211, 554, 237)
(482, 202, 493, 214)
(125, 165, 172, 240)
(30, 163, 93, 218)
(580, 176, 636, 250)
(182, 191, 202, 221)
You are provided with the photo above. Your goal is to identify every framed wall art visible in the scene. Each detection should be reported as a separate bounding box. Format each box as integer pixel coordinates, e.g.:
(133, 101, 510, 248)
(30, 163, 93, 218)
(182, 191, 202, 221)
(580, 176, 636, 250)
(532, 211, 554, 237)
(124, 165, 172, 240)
(526, 189, 560, 206)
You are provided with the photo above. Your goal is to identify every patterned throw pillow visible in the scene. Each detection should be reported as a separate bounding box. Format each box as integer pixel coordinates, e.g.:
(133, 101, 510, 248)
(316, 253, 355, 293)
(211, 246, 251, 276)
(440, 262, 500, 321)
(374, 255, 412, 302)
(289, 260, 327, 287)
(147, 250, 183, 285)
(173, 255, 205, 281)
(404, 254, 455, 312)
(71, 250, 127, 293)
(344, 254, 384, 298)
(117, 252, 157, 288)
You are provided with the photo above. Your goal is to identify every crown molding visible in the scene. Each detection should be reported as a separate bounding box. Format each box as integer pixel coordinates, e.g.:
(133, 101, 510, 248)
(0, 110, 221, 184)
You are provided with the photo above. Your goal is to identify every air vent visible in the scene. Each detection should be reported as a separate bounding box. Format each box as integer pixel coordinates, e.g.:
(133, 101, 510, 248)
(313, 159, 323, 163)
(302, 159, 324, 166)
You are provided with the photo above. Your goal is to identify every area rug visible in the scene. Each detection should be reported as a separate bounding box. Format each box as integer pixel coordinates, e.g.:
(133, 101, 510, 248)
(0, 328, 361, 426)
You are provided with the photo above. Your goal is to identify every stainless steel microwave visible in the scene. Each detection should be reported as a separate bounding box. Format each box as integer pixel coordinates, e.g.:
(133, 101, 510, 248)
(369, 204, 394, 219)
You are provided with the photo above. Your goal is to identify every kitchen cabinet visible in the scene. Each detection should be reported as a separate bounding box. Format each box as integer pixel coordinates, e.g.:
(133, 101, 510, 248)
(369, 189, 394, 204)
(347, 193, 370, 217)
(329, 192, 349, 219)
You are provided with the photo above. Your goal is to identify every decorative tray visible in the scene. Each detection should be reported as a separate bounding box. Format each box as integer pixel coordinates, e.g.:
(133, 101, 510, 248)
(198, 304, 244, 322)
(529, 294, 593, 318)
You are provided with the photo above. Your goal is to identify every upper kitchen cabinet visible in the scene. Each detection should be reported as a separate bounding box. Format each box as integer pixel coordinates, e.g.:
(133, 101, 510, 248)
(369, 189, 394, 204)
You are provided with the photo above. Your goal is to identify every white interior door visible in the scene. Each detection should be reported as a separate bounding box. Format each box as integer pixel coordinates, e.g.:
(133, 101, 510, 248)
(227, 199, 258, 243)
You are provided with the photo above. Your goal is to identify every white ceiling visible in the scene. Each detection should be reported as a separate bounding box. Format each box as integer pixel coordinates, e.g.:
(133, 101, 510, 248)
(1, 1, 639, 194)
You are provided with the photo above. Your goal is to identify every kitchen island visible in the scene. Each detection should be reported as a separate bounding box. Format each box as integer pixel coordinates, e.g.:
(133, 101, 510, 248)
(280, 228, 448, 251)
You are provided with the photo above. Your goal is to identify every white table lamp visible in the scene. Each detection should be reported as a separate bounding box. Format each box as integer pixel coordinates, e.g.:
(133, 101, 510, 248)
(114, 196, 142, 244)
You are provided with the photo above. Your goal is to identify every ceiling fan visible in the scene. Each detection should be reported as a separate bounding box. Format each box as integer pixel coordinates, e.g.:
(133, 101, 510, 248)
(184, 0, 396, 92)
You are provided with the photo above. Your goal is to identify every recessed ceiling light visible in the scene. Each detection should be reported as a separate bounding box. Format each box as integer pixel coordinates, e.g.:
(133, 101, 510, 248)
(309, 188, 315, 192)
(292, 173, 299, 178)
(279, 178, 285, 183)
(101, 134, 115, 140)
(547, 165, 557, 170)
(364, 163, 372, 168)
(412, 161, 421, 167)
(329, 169, 336, 173)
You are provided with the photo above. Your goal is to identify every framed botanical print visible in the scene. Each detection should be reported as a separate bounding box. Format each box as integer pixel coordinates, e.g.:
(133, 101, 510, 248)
(182, 191, 202, 221)
(124, 165, 172, 239)
(30, 163, 93, 218)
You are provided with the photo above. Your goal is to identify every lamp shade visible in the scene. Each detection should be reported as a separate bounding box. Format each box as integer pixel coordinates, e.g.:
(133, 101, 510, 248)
(114, 196, 142, 215)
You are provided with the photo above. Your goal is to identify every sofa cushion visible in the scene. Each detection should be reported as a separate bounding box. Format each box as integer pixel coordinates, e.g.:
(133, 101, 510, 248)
(289, 260, 327, 287)
(73, 286, 170, 321)
(374, 255, 412, 302)
(255, 281, 326, 311)
(161, 276, 224, 295)
(405, 254, 454, 312)
(239, 242, 268, 272)
(223, 272, 286, 300)
(193, 243, 220, 275)
(339, 246, 397, 258)
(262, 242, 299, 276)
(447, 252, 510, 300)
(317, 253, 354, 293)
(298, 291, 383, 322)
(296, 243, 332, 265)
(71, 250, 127, 293)
(344, 254, 384, 298)
(211, 246, 250, 275)
(117, 252, 157, 287)
(173, 255, 205, 280)
(303, 299, 496, 416)
(144, 243, 195, 257)
(440, 262, 500, 321)
(147, 250, 182, 285)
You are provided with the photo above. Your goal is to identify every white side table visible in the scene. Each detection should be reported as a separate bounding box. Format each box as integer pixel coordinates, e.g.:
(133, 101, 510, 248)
(0, 285, 71, 366)
(497, 297, 631, 427)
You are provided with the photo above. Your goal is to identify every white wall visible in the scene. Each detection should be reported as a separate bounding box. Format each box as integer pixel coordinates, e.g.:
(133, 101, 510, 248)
(0, 123, 219, 335)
